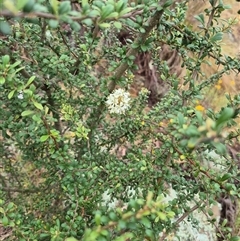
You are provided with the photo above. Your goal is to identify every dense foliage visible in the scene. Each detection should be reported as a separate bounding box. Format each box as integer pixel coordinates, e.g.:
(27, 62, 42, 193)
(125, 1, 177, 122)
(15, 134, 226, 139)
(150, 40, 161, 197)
(1, 0, 240, 240)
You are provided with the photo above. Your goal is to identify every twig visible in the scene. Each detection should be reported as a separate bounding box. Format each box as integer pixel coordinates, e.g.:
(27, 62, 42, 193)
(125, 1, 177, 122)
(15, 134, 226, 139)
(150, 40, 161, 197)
(158, 204, 199, 241)
(191, 0, 218, 83)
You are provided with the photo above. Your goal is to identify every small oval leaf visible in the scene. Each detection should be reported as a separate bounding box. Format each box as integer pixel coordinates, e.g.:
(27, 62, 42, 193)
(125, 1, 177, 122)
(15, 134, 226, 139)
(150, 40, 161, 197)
(0, 76, 5, 84)
(40, 135, 49, 142)
(8, 90, 15, 99)
(2, 216, 9, 226)
(0, 21, 12, 35)
(21, 110, 34, 116)
(113, 21, 122, 29)
(25, 76, 35, 88)
(33, 101, 43, 110)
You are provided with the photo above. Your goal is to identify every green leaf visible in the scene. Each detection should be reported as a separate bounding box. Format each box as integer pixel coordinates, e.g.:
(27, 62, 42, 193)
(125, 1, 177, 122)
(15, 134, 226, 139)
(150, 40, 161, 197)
(100, 4, 114, 19)
(210, 32, 223, 42)
(221, 218, 228, 227)
(208, 209, 213, 216)
(49, 19, 59, 28)
(39, 233, 51, 239)
(113, 21, 122, 29)
(50, 0, 59, 14)
(14, 66, 25, 74)
(187, 137, 199, 149)
(32, 114, 42, 124)
(70, 21, 81, 31)
(177, 113, 185, 126)
(81, 0, 89, 8)
(2, 216, 9, 226)
(140, 45, 147, 51)
(94, 211, 101, 225)
(2, 55, 10, 65)
(221, 173, 231, 182)
(17, 0, 29, 10)
(3, 1, 18, 14)
(0, 76, 5, 84)
(140, 166, 147, 171)
(105, 12, 118, 19)
(115, 1, 125, 13)
(33, 101, 43, 110)
(7, 202, 14, 210)
(167, 211, 175, 218)
(212, 142, 226, 155)
(82, 18, 93, 26)
(25, 76, 35, 88)
(21, 110, 34, 116)
(0, 207, 4, 213)
(40, 135, 49, 142)
(157, 211, 167, 220)
(118, 220, 126, 229)
(140, 217, 151, 228)
(194, 13, 205, 25)
(230, 236, 240, 241)
(88, 10, 99, 18)
(113, 233, 134, 241)
(185, 125, 200, 136)
(58, 1, 71, 15)
(65, 238, 78, 241)
(163, 0, 173, 8)
(11, 60, 22, 68)
(119, 7, 133, 17)
(0, 21, 12, 35)
(216, 107, 234, 127)
(22, 0, 35, 13)
(131, 43, 139, 49)
(8, 90, 15, 99)
(100, 230, 108, 236)
(98, 22, 111, 28)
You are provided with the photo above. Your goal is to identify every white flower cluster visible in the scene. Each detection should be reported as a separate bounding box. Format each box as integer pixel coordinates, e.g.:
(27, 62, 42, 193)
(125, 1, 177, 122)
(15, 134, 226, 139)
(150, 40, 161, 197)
(106, 88, 131, 114)
(161, 188, 220, 241)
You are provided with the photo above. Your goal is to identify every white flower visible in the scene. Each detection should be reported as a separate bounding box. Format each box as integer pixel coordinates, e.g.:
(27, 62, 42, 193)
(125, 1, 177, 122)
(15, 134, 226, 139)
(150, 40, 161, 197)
(17, 91, 24, 99)
(106, 88, 131, 114)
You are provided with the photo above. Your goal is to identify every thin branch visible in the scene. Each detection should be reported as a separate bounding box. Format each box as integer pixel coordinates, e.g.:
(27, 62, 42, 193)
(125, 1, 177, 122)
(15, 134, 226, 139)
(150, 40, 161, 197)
(191, 0, 218, 83)
(158, 204, 199, 241)
(0, 183, 54, 194)
(59, 30, 79, 59)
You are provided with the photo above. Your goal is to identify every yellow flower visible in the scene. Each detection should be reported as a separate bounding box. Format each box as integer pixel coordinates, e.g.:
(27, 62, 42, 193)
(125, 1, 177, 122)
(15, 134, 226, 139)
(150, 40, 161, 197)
(180, 155, 185, 160)
(159, 121, 164, 126)
(230, 80, 235, 86)
(195, 105, 205, 111)
(215, 79, 223, 90)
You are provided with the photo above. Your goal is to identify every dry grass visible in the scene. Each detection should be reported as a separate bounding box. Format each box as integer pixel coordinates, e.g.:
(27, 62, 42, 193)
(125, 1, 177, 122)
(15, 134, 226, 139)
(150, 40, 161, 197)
(186, 0, 240, 111)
